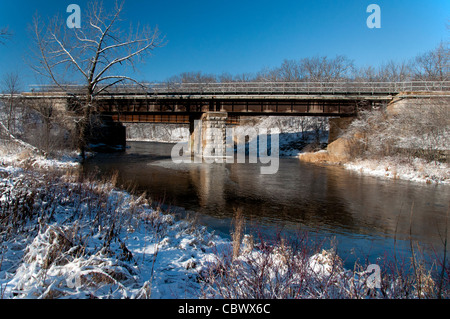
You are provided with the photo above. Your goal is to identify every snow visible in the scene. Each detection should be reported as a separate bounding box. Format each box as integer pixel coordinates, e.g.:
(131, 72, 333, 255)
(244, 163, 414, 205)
(0, 160, 227, 298)
(344, 156, 449, 185)
(125, 123, 190, 143)
(338, 103, 450, 185)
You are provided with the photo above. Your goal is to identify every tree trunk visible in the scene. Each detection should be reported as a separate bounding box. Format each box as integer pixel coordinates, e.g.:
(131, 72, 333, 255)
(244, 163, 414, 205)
(79, 88, 94, 161)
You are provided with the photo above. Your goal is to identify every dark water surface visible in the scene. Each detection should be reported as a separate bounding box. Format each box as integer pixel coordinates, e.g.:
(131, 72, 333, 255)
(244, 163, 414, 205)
(84, 141, 450, 266)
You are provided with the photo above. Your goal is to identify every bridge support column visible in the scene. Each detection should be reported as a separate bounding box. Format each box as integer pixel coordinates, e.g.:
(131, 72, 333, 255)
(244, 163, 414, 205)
(189, 112, 229, 160)
(328, 116, 356, 144)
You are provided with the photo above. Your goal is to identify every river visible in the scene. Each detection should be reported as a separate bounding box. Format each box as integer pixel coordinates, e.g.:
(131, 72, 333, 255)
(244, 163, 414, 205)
(84, 141, 450, 267)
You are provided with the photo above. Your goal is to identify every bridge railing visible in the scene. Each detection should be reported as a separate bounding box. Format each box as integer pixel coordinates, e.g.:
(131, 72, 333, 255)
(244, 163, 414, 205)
(147, 81, 450, 95)
(28, 81, 450, 95)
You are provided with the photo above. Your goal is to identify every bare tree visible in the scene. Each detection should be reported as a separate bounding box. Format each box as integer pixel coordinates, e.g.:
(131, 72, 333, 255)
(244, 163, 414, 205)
(167, 71, 217, 84)
(217, 72, 235, 83)
(1, 72, 22, 134)
(377, 60, 412, 82)
(277, 59, 303, 82)
(413, 42, 449, 81)
(344, 97, 449, 162)
(354, 65, 380, 82)
(254, 56, 354, 83)
(22, 95, 78, 156)
(26, 98, 56, 154)
(255, 66, 280, 82)
(31, 1, 165, 158)
(299, 55, 354, 82)
(233, 72, 254, 82)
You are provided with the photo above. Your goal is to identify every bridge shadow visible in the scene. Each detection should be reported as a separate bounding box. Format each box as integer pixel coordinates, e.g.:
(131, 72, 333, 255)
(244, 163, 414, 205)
(236, 130, 329, 157)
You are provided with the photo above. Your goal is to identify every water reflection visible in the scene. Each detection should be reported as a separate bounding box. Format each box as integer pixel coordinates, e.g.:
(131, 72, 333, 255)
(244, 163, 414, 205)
(84, 141, 450, 264)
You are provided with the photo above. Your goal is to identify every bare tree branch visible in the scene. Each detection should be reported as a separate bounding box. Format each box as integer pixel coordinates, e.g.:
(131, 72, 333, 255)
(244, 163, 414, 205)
(51, 32, 89, 79)
(0, 27, 12, 45)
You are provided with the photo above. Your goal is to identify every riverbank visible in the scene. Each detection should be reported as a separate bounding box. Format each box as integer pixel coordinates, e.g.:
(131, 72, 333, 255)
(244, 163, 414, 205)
(300, 96, 450, 185)
(299, 150, 450, 185)
(344, 156, 449, 184)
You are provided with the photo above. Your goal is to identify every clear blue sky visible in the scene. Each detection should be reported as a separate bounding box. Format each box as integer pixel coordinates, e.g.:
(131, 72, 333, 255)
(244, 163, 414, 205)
(0, 0, 448, 90)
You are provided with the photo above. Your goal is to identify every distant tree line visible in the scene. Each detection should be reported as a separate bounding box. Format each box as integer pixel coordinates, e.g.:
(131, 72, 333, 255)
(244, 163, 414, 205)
(166, 42, 449, 83)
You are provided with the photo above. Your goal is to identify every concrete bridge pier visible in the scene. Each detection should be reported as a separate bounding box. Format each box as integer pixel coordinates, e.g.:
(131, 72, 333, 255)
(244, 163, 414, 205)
(189, 112, 230, 160)
(328, 116, 356, 144)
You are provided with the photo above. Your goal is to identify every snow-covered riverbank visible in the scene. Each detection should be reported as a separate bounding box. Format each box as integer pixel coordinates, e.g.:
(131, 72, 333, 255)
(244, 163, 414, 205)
(299, 149, 449, 185)
(344, 156, 449, 185)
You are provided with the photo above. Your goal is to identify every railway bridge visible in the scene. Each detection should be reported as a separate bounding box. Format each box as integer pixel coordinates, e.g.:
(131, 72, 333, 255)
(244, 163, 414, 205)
(17, 81, 450, 156)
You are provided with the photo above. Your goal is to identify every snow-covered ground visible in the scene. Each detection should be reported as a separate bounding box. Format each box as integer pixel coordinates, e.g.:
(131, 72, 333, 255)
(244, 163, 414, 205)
(344, 157, 449, 185)
(337, 102, 450, 185)
(125, 123, 190, 144)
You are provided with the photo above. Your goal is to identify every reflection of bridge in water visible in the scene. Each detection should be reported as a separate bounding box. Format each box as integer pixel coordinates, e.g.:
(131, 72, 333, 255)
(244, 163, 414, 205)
(19, 81, 450, 155)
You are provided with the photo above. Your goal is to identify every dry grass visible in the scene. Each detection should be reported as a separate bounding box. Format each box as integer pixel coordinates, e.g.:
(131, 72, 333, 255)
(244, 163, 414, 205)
(231, 208, 245, 260)
(299, 151, 344, 164)
(200, 205, 450, 299)
(0, 161, 174, 298)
